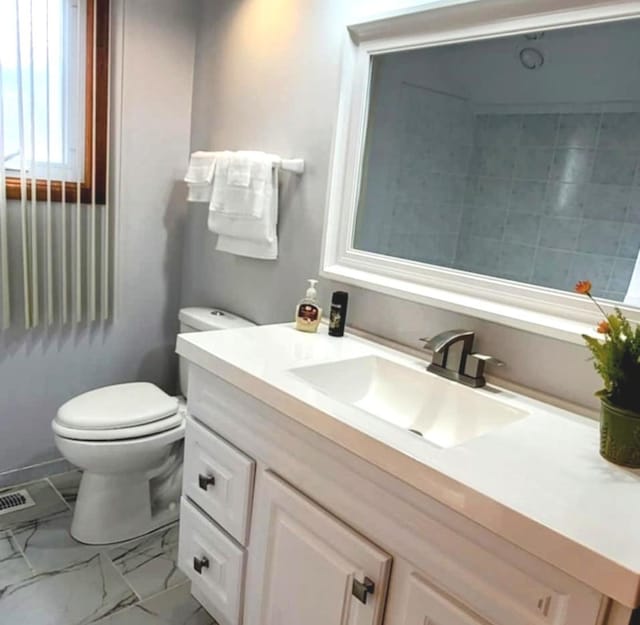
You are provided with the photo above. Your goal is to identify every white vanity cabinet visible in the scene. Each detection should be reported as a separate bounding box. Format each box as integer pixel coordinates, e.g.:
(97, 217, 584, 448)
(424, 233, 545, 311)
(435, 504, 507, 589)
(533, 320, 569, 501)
(243, 470, 391, 625)
(179, 364, 611, 625)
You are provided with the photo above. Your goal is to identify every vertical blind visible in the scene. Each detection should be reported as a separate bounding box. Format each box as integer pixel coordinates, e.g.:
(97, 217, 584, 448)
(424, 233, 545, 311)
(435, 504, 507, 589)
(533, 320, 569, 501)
(0, 0, 110, 330)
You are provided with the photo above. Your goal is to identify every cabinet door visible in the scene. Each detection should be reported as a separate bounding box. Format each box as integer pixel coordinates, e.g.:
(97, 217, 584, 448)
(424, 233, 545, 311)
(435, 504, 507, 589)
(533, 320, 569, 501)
(245, 470, 392, 625)
(403, 573, 488, 625)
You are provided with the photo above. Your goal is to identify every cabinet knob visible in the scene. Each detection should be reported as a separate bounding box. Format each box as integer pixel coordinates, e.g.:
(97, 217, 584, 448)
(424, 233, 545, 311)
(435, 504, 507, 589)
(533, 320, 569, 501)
(352, 576, 375, 604)
(193, 556, 209, 574)
(198, 473, 216, 490)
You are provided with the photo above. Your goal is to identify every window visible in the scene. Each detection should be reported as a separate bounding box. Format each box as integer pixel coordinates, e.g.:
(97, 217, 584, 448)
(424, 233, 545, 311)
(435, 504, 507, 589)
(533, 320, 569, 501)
(1, 0, 109, 204)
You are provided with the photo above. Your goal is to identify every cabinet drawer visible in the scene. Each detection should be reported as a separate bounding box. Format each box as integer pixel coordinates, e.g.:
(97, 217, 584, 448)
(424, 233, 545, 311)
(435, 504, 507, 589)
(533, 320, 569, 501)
(178, 497, 246, 625)
(183, 416, 255, 545)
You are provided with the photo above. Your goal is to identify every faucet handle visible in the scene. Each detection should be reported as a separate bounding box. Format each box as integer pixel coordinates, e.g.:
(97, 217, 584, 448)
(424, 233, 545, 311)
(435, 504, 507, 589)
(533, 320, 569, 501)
(419, 330, 474, 352)
(464, 352, 504, 383)
(469, 353, 504, 366)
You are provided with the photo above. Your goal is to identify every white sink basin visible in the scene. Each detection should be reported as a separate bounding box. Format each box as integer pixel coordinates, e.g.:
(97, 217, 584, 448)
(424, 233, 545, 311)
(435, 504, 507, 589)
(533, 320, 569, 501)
(290, 355, 527, 448)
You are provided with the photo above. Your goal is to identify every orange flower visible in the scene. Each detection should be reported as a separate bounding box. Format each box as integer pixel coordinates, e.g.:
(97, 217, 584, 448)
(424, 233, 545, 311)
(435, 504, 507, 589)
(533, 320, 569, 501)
(597, 320, 610, 334)
(575, 280, 592, 295)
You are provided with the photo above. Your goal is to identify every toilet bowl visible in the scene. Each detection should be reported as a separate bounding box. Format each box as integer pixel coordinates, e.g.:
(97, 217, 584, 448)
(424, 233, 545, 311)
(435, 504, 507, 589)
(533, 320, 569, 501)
(52, 308, 255, 545)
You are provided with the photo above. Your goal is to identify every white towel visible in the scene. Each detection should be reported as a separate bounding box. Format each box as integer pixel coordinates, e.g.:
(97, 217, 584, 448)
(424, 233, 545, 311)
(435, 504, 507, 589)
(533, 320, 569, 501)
(210, 151, 273, 219)
(226, 152, 252, 187)
(185, 151, 224, 203)
(215, 232, 278, 260)
(184, 151, 218, 184)
(213, 167, 279, 260)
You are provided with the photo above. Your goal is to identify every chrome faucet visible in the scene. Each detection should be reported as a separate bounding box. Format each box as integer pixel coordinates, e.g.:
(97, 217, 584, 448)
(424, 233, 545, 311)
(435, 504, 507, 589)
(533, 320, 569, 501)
(419, 329, 503, 388)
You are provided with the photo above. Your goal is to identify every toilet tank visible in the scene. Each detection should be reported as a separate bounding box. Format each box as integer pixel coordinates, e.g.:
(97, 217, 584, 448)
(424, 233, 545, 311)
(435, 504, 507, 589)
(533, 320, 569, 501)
(178, 307, 255, 397)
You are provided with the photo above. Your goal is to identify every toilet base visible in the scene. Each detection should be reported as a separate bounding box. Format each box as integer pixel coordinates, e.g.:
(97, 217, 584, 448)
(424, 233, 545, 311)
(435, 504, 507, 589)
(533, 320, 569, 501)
(53, 420, 185, 545)
(71, 471, 180, 545)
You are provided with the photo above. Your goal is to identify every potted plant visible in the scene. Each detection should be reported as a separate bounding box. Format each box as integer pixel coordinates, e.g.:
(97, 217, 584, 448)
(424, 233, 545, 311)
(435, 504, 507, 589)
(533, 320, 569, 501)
(576, 280, 640, 467)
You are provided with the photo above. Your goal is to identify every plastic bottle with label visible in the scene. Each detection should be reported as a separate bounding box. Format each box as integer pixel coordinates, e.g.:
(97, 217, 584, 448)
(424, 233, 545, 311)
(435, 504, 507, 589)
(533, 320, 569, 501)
(295, 279, 322, 333)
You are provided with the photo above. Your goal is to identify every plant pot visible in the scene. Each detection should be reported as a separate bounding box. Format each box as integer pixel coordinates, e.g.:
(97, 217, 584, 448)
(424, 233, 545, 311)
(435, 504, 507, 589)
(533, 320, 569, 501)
(600, 398, 640, 467)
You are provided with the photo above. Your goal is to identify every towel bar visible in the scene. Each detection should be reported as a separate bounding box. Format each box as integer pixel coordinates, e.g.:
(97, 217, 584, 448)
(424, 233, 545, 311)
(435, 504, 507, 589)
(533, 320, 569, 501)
(185, 152, 304, 181)
(184, 152, 305, 204)
(274, 158, 304, 174)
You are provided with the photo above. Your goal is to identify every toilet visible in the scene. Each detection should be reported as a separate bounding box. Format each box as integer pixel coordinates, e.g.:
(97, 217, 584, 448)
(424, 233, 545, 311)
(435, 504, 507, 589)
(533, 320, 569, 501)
(52, 307, 255, 545)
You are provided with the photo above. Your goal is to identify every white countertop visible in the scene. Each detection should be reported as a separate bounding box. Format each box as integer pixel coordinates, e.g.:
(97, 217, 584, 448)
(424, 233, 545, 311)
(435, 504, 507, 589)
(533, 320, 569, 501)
(177, 323, 640, 608)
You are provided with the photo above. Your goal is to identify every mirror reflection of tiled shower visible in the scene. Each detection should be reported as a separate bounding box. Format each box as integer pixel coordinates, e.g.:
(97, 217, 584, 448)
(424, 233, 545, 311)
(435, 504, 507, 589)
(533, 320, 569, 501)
(355, 19, 640, 302)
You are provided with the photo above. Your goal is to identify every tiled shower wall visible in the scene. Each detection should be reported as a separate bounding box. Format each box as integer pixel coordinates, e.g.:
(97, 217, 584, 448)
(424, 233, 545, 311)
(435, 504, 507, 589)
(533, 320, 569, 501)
(356, 83, 474, 265)
(456, 111, 640, 299)
(357, 84, 640, 300)
(384, 86, 474, 267)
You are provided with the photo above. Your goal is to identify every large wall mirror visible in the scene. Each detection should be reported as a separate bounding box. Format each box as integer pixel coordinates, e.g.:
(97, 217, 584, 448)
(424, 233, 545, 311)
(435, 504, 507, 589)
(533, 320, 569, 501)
(322, 0, 640, 342)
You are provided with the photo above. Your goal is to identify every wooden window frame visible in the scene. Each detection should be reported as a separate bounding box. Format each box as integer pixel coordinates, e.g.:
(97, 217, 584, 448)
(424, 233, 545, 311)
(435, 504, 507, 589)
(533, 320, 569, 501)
(5, 0, 109, 205)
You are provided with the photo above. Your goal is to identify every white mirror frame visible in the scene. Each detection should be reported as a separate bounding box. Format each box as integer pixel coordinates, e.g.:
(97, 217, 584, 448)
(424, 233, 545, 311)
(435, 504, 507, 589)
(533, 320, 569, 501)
(321, 0, 640, 344)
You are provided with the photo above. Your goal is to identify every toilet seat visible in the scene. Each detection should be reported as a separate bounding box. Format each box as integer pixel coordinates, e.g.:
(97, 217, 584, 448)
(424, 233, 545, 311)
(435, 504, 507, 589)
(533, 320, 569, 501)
(52, 411, 184, 441)
(53, 382, 185, 441)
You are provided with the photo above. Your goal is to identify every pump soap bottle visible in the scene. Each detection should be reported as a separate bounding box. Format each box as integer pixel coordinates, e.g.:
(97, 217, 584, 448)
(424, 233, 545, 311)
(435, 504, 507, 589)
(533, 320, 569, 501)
(295, 279, 322, 333)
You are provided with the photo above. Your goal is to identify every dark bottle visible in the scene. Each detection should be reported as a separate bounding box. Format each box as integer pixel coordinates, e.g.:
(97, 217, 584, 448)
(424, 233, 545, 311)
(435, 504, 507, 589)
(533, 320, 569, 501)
(328, 291, 348, 337)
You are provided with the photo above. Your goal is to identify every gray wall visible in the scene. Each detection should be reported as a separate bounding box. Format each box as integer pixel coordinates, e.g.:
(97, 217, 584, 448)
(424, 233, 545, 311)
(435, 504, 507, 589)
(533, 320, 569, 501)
(182, 0, 602, 411)
(0, 0, 197, 473)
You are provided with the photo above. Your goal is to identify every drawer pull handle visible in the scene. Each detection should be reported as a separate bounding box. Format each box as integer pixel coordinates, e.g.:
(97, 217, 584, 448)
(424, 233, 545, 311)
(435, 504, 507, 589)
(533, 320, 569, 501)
(198, 473, 216, 490)
(352, 576, 375, 604)
(193, 556, 209, 574)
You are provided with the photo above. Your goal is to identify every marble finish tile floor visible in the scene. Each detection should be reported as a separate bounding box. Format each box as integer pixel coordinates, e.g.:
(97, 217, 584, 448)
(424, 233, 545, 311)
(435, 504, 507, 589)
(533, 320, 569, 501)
(0, 473, 216, 625)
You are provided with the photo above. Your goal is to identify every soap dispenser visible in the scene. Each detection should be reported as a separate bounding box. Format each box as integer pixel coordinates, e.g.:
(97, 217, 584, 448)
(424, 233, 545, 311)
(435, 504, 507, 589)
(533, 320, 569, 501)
(295, 279, 322, 333)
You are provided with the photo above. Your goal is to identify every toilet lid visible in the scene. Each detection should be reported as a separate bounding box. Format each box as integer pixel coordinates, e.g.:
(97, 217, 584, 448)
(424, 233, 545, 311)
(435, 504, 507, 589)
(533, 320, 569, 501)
(56, 382, 179, 430)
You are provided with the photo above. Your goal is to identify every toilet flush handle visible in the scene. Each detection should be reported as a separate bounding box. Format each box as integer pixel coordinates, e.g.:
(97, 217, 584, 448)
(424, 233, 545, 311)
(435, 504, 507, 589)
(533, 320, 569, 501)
(198, 473, 216, 490)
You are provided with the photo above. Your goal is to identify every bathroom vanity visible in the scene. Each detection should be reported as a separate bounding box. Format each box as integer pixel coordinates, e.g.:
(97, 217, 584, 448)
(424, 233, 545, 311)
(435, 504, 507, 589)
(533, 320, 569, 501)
(176, 324, 639, 625)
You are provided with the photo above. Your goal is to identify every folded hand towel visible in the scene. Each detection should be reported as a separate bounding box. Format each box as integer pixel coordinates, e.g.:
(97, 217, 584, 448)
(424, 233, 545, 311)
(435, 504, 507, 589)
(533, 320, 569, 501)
(185, 151, 227, 203)
(184, 151, 219, 184)
(211, 166, 279, 260)
(210, 152, 273, 219)
(215, 234, 278, 260)
(226, 152, 252, 187)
